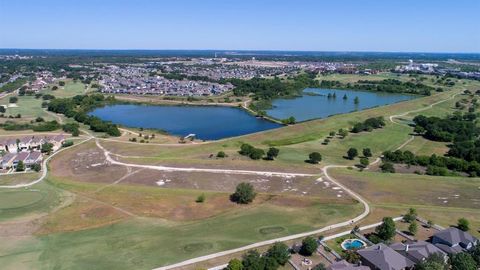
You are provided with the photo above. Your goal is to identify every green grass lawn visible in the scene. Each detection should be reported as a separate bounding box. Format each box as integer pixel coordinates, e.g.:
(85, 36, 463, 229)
(0, 181, 361, 270)
(0, 182, 65, 221)
(43, 81, 89, 98)
(0, 95, 53, 121)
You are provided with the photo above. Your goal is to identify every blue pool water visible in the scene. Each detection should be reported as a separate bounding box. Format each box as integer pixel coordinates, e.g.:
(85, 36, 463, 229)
(342, 239, 366, 250)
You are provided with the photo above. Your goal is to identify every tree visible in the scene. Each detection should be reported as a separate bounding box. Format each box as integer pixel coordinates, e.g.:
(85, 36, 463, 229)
(226, 258, 243, 270)
(354, 96, 360, 104)
(32, 163, 42, 172)
(347, 148, 358, 160)
(375, 217, 396, 241)
(343, 249, 361, 264)
(300, 236, 318, 256)
(416, 253, 449, 270)
(195, 194, 205, 203)
(359, 157, 369, 168)
(338, 128, 348, 138)
(262, 256, 279, 270)
(312, 264, 326, 270)
(266, 242, 290, 266)
(308, 152, 322, 164)
(231, 182, 256, 204)
(240, 143, 254, 156)
(242, 250, 264, 270)
(249, 148, 265, 160)
(217, 151, 226, 158)
(363, 148, 372, 157)
(451, 253, 477, 270)
(470, 245, 480, 266)
(9, 96, 18, 103)
(408, 220, 418, 236)
(41, 142, 54, 154)
(380, 162, 395, 173)
(0, 106, 5, 113)
(457, 218, 470, 231)
(343, 94, 348, 100)
(403, 208, 417, 223)
(329, 131, 336, 137)
(16, 160, 25, 172)
(59, 81, 66, 86)
(266, 147, 280, 160)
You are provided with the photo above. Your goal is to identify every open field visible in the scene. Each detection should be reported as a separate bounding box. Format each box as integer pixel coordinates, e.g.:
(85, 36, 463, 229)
(0, 172, 42, 185)
(43, 80, 91, 98)
(0, 95, 54, 122)
(1, 75, 480, 269)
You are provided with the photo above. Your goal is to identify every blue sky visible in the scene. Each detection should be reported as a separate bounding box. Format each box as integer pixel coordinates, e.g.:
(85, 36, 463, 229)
(0, 0, 479, 52)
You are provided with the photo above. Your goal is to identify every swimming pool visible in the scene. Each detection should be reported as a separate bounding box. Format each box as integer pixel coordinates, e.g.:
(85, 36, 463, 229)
(341, 239, 367, 250)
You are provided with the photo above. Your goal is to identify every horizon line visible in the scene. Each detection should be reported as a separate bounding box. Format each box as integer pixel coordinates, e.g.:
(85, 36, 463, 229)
(1, 48, 479, 55)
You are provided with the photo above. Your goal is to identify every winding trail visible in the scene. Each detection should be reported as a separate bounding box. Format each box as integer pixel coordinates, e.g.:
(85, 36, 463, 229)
(0, 89, 462, 269)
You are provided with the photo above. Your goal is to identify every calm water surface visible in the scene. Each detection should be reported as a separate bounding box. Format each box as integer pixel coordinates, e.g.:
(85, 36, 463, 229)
(90, 105, 281, 140)
(90, 89, 416, 140)
(266, 88, 416, 122)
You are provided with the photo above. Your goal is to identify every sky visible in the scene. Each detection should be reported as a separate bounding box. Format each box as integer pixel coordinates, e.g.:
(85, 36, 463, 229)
(0, 0, 479, 53)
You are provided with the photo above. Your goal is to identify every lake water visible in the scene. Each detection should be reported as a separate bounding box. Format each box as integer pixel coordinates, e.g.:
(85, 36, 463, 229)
(90, 89, 416, 140)
(89, 105, 281, 140)
(266, 88, 416, 122)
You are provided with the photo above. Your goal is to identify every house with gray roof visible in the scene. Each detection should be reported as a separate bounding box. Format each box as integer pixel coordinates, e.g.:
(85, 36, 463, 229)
(357, 243, 415, 270)
(389, 241, 447, 264)
(5, 139, 17, 153)
(431, 227, 478, 254)
(25, 151, 43, 167)
(0, 153, 16, 169)
(327, 260, 370, 270)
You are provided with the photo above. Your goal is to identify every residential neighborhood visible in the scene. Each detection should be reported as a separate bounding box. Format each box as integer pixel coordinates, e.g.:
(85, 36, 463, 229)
(0, 134, 65, 172)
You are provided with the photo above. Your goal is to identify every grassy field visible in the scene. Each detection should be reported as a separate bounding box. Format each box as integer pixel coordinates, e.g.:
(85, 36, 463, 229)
(329, 168, 480, 236)
(43, 80, 90, 98)
(0, 182, 66, 221)
(1, 74, 480, 269)
(0, 178, 361, 270)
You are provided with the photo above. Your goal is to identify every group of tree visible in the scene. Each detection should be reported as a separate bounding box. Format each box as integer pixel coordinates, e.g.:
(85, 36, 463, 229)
(226, 242, 291, 270)
(351, 117, 386, 133)
(382, 148, 480, 176)
(47, 94, 120, 136)
(308, 152, 322, 164)
(319, 78, 434, 96)
(62, 122, 80, 136)
(417, 247, 480, 270)
(239, 143, 279, 160)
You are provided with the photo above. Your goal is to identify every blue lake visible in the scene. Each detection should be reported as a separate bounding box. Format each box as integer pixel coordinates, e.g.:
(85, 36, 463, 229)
(90, 89, 416, 140)
(89, 105, 282, 140)
(266, 88, 416, 122)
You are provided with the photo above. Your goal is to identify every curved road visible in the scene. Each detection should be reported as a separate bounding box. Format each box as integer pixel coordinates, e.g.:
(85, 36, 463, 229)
(0, 90, 461, 269)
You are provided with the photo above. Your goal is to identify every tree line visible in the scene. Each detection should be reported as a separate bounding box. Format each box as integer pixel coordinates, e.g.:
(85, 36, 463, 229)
(47, 94, 121, 136)
(320, 78, 434, 96)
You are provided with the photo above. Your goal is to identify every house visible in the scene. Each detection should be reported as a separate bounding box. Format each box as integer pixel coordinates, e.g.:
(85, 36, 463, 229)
(13, 152, 29, 168)
(47, 134, 65, 151)
(357, 243, 415, 270)
(431, 227, 479, 254)
(30, 137, 44, 150)
(5, 139, 17, 153)
(18, 136, 32, 151)
(25, 151, 43, 167)
(390, 241, 447, 264)
(327, 260, 370, 270)
(0, 153, 16, 169)
(0, 140, 6, 152)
